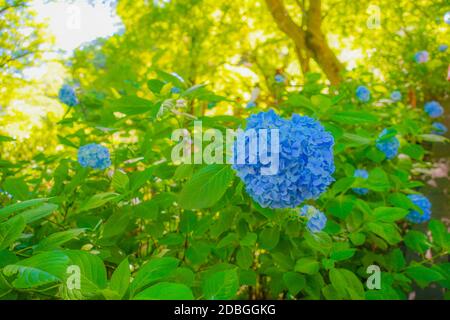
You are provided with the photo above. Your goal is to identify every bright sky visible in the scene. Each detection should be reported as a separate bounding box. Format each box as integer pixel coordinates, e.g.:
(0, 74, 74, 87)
(31, 0, 122, 53)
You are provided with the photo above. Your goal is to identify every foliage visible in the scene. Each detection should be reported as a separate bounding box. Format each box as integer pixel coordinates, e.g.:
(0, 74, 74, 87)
(0, 0, 448, 300)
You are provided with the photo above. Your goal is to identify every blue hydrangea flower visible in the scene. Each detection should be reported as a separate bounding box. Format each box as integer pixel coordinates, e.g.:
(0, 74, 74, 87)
(300, 205, 327, 233)
(438, 44, 448, 52)
(356, 85, 370, 102)
(406, 194, 431, 223)
(246, 101, 256, 108)
(390, 91, 402, 102)
(414, 51, 429, 63)
(275, 74, 285, 83)
(77, 143, 111, 170)
(424, 101, 444, 118)
(432, 122, 448, 135)
(171, 87, 181, 94)
(58, 84, 78, 107)
(444, 11, 450, 25)
(232, 110, 335, 208)
(352, 169, 369, 195)
(376, 128, 399, 160)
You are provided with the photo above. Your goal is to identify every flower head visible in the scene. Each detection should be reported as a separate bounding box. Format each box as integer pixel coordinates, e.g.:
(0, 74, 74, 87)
(356, 85, 370, 102)
(232, 110, 335, 208)
(77, 143, 111, 170)
(414, 51, 429, 63)
(424, 101, 444, 118)
(352, 169, 369, 195)
(432, 122, 448, 135)
(58, 84, 78, 107)
(376, 128, 399, 160)
(300, 205, 327, 233)
(406, 194, 431, 223)
(438, 44, 448, 52)
(275, 74, 285, 83)
(390, 91, 402, 102)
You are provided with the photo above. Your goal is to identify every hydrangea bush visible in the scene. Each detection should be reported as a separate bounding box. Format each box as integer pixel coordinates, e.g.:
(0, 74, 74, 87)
(0, 71, 448, 301)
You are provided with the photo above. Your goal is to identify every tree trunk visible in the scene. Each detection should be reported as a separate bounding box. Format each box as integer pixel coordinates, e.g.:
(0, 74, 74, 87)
(264, 0, 343, 85)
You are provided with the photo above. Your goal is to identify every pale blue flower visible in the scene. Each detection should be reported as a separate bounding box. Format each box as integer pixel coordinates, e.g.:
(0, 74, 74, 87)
(444, 11, 450, 25)
(77, 143, 111, 170)
(59, 84, 78, 107)
(356, 85, 370, 102)
(232, 110, 335, 208)
(438, 44, 448, 52)
(390, 91, 402, 102)
(414, 51, 429, 63)
(424, 101, 444, 118)
(406, 194, 431, 223)
(376, 128, 399, 160)
(432, 122, 448, 135)
(275, 74, 285, 83)
(300, 205, 327, 233)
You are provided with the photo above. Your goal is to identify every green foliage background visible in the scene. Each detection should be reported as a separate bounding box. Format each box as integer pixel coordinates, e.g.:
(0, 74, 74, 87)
(0, 0, 448, 300)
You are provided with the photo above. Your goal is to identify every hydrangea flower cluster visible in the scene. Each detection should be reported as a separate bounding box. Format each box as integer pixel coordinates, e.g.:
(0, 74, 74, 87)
(390, 91, 402, 102)
(376, 128, 399, 160)
(275, 74, 285, 83)
(424, 101, 444, 118)
(77, 143, 111, 170)
(406, 194, 431, 223)
(438, 44, 448, 52)
(232, 110, 335, 208)
(356, 85, 370, 102)
(299, 205, 327, 233)
(414, 50, 429, 63)
(432, 122, 448, 135)
(352, 169, 369, 195)
(58, 84, 78, 107)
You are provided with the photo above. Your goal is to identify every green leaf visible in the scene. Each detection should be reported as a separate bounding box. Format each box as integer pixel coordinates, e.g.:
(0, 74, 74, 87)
(3, 251, 69, 289)
(331, 111, 378, 124)
(283, 272, 306, 295)
(404, 231, 430, 254)
(77, 192, 119, 213)
(0, 198, 50, 221)
(35, 228, 85, 252)
(2, 178, 30, 201)
(64, 250, 107, 298)
(258, 227, 280, 250)
(130, 257, 179, 296)
(373, 207, 408, 222)
(110, 96, 154, 115)
(236, 247, 253, 269)
(294, 258, 320, 275)
(112, 170, 129, 193)
(418, 134, 448, 143)
(178, 165, 234, 209)
(330, 249, 356, 261)
(429, 220, 450, 251)
(405, 265, 444, 288)
(110, 258, 131, 299)
(202, 268, 239, 300)
(133, 282, 194, 300)
(147, 79, 165, 94)
(366, 222, 401, 245)
(0, 216, 26, 250)
(18, 203, 58, 224)
(130, 168, 154, 191)
(329, 268, 365, 299)
(328, 196, 355, 219)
